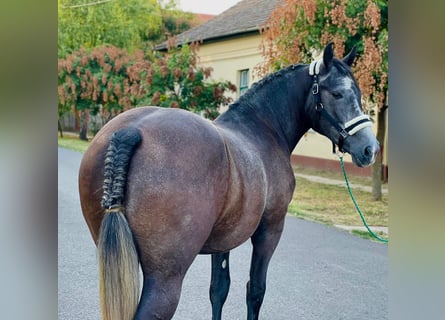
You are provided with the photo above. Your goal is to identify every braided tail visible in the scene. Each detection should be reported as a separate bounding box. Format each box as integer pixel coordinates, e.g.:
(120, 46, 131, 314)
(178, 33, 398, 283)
(98, 127, 142, 320)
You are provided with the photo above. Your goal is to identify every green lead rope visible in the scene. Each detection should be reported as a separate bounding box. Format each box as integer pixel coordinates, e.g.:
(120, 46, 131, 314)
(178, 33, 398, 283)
(338, 155, 388, 243)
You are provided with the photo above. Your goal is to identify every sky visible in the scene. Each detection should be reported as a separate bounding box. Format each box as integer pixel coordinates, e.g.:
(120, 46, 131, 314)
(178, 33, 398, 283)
(178, 0, 241, 14)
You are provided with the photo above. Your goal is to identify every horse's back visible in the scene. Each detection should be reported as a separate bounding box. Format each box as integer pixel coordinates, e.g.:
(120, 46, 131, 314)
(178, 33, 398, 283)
(79, 107, 229, 254)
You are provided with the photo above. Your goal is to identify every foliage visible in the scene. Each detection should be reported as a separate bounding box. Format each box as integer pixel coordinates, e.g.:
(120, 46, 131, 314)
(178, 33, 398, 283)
(58, 0, 163, 57)
(58, 46, 150, 121)
(149, 44, 237, 119)
(158, 0, 196, 42)
(259, 0, 388, 110)
(58, 44, 237, 130)
(58, 0, 198, 57)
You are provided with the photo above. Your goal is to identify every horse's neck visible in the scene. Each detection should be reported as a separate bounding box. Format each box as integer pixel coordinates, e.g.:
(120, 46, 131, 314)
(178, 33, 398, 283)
(216, 67, 312, 154)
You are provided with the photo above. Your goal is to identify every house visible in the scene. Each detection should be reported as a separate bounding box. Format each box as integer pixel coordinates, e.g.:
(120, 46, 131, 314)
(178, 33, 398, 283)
(156, 0, 280, 107)
(156, 0, 387, 178)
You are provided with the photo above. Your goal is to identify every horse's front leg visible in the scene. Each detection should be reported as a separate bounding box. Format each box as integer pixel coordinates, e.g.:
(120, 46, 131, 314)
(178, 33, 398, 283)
(246, 218, 284, 320)
(210, 251, 231, 320)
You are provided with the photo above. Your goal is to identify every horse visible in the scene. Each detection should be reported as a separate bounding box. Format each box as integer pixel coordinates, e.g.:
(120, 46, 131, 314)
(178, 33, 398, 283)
(78, 43, 379, 320)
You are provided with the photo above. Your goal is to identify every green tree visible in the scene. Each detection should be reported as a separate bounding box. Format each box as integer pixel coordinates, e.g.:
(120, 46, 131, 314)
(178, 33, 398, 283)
(58, 0, 162, 57)
(156, 0, 196, 42)
(260, 0, 388, 200)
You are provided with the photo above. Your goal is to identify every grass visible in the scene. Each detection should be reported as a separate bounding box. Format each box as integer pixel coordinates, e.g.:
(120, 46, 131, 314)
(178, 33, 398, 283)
(351, 230, 388, 242)
(58, 135, 91, 153)
(288, 170, 388, 231)
(58, 134, 389, 240)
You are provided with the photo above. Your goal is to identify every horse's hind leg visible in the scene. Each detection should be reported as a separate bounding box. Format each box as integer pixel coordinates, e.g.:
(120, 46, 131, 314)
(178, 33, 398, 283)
(210, 252, 231, 320)
(246, 219, 284, 320)
(134, 273, 184, 320)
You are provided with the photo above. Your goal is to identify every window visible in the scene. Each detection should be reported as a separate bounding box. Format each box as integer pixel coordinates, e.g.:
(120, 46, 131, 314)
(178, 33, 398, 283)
(239, 69, 249, 96)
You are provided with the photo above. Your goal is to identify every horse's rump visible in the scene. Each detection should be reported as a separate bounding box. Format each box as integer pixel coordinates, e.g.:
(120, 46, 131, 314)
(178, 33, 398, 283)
(81, 107, 236, 263)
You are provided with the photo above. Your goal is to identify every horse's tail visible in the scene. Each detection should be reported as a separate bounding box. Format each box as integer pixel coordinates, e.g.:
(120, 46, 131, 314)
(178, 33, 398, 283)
(98, 127, 142, 320)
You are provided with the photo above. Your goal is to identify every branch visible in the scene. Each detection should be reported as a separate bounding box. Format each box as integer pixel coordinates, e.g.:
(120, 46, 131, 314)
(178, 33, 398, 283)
(62, 0, 113, 9)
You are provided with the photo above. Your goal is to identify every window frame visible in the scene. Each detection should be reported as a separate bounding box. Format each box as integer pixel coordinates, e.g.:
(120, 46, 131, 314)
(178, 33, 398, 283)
(239, 69, 249, 96)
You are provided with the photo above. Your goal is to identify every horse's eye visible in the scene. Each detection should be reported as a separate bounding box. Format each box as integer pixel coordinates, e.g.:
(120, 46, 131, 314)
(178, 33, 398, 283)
(331, 92, 343, 99)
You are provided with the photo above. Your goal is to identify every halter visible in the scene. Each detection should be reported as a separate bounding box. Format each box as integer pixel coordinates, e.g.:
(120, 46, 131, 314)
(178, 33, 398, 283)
(309, 59, 372, 153)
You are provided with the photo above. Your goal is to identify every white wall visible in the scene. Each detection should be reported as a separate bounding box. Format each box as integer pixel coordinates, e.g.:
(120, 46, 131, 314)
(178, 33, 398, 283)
(197, 34, 264, 112)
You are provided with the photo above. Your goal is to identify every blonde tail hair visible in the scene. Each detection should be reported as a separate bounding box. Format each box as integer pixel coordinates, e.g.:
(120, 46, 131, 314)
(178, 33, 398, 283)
(98, 127, 142, 320)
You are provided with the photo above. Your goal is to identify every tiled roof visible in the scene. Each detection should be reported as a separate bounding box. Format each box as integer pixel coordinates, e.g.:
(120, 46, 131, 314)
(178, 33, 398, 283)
(156, 0, 280, 50)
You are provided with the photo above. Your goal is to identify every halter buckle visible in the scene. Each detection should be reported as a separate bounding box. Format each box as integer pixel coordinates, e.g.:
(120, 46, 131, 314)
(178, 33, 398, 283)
(312, 83, 319, 95)
(339, 129, 349, 139)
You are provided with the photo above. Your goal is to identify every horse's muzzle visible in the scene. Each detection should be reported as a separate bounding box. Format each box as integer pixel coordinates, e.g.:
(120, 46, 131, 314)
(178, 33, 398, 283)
(352, 141, 380, 167)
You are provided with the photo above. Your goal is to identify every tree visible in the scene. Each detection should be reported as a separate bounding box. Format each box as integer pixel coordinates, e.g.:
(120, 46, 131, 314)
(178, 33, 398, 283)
(259, 0, 388, 200)
(58, 44, 236, 138)
(149, 43, 237, 119)
(58, 101, 71, 138)
(58, 0, 163, 57)
(157, 0, 196, 42)
(58, 46, 151, 139)
(58, 0, 198, 57)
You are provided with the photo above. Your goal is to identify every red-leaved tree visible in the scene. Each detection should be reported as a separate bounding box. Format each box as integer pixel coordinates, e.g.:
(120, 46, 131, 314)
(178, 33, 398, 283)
(58, 44, 236, 139)
(58, 46, 150, 139)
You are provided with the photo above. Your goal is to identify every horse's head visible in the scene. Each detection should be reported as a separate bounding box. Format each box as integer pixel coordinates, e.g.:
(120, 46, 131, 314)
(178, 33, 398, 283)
(305, 43, 379, 167)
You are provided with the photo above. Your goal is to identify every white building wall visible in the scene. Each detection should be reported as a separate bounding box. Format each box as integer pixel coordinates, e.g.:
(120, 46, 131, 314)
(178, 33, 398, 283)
(196, 34, 264, 112)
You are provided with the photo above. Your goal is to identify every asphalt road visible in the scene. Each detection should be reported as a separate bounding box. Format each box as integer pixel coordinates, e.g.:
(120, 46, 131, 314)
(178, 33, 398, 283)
(58, 147, 387, 320)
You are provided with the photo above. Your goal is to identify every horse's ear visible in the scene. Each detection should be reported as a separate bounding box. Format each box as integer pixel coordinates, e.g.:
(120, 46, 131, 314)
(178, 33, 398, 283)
(323, 42, 334, 71)
(343, 46, 357, 67)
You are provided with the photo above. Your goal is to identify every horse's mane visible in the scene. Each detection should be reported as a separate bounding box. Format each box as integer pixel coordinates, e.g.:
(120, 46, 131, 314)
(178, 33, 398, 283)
(226, 59, 353, 111)
(228, 64, 306, 110)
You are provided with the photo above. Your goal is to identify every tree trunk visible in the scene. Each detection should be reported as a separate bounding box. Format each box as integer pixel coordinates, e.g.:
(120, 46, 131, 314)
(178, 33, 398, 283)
(74, 106, 80, 131)
(79, 110, 89, 141)
(372, 148, 382, 201)
(58, 118, 64, 138)
(372, 95, 388, 201)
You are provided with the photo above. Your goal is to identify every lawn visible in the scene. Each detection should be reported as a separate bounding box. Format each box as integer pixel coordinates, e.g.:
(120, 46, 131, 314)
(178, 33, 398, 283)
(58, 135, 91, 153)
(289, 164, 388, 242)
(289, 175, 388, 226)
